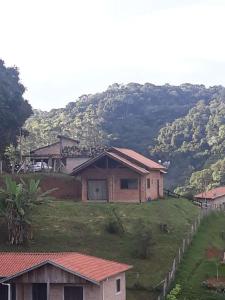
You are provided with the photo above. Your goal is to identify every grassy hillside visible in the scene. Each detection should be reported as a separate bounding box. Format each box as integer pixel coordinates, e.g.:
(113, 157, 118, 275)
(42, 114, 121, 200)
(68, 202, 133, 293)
(175, 212, 225, 300)
(0, 198, 199, 300)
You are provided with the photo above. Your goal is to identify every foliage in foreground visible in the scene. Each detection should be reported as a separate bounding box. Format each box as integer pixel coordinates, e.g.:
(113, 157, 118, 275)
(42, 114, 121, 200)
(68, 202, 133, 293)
(0, 59, 32, 159)
(0, 177, 54, 245)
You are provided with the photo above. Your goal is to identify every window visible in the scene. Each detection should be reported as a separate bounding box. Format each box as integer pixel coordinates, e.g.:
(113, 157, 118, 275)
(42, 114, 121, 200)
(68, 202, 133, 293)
(116, 278, 121, 294)
(64, 286, 83, 300)
(147, 178, 150, 189)
(120, 179, 138, 189)
(32, 284, 47, 300)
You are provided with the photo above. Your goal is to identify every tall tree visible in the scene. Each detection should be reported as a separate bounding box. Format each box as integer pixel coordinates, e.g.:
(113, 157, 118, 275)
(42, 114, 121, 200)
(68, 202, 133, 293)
(0, 59, 32, 159)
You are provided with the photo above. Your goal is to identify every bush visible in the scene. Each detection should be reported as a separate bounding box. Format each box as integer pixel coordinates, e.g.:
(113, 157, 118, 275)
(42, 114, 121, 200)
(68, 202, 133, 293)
(105, 218, 121, 234)
(105, 208, 124, 235)
(167, 284, 181, 300)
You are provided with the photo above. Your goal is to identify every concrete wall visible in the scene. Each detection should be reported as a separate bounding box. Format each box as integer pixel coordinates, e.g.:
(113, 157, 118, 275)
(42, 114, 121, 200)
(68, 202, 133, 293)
(102, 273, 126, 300)
(80, 166, 163, 202)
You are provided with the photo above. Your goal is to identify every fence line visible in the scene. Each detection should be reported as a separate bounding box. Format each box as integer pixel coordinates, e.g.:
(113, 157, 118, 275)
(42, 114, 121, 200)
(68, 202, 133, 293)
(157, 206, 224, 300)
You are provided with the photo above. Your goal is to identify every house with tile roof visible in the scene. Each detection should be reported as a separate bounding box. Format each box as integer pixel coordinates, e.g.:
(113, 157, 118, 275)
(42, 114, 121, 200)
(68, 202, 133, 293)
(71, 147, 166, 202)
(194, 186, 225, 208)
(0, 252, 132, 300)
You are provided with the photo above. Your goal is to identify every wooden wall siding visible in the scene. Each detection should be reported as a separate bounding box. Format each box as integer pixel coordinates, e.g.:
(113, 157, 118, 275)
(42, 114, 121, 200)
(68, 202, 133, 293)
(12, 264, 89, 284)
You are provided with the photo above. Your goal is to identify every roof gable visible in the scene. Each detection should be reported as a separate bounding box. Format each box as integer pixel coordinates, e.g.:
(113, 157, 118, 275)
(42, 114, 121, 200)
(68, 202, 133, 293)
(71, 151, 149, 175)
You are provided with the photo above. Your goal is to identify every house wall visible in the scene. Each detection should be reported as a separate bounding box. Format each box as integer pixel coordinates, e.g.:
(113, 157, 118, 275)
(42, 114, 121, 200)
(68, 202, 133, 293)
(145, 171, 164, 200)
(102, 273, 126, 300)
(50, 284, 63, 300)
(196, 195, 225, 208)
(80, 167, 163, 203)
(81, 167, 141, 203)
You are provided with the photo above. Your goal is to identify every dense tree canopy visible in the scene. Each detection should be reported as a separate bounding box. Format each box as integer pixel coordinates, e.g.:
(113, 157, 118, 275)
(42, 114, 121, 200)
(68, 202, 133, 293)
(0, 59, 32, 158)
(23, 83, 225, 192)
(24, 83, 219, 152)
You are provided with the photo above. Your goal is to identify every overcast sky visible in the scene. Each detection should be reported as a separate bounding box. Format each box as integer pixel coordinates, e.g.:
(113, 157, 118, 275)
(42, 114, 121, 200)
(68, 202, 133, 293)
(1, 0, 225, 110)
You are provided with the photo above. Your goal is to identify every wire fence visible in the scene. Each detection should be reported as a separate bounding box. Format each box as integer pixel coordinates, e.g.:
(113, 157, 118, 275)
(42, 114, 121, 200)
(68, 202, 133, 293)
(157, 205, 224, 300)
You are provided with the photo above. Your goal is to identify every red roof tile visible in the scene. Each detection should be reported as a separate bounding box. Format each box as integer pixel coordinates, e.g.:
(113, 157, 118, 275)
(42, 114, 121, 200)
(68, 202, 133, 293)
(111, 148, 165, 170)
(195, 186, 225, 200)
(0, 252, 132, 283)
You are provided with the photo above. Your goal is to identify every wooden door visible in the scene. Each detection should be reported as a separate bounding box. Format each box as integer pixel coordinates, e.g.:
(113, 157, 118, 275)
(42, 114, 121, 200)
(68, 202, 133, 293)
(32, 283, 47, 300)
(88, 180, 108, 201)
(64, 286, 83, 300)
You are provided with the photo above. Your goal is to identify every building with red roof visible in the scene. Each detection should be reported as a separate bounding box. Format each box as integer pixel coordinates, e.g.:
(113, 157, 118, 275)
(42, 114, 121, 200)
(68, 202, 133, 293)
(71, 147, 166, 202)
(0, 252, 132, 300)
(194, 186, 225, 208)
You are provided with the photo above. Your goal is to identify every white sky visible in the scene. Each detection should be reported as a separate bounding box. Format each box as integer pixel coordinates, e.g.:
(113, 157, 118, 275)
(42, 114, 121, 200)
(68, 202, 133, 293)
(1, 0, 225, 110)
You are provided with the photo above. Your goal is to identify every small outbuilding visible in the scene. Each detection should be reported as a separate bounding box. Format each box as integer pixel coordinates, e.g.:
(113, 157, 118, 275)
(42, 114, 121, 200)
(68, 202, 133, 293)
(195, 186, 225, 209)
(71, 147, 166, 203)
(0, 252, 132, 300)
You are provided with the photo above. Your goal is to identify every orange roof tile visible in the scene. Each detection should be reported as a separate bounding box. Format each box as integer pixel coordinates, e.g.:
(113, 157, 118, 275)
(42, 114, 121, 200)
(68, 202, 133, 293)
(111, 147, 165, 170)
(0, 252, 132, 283)
(195, 186, 225, 200)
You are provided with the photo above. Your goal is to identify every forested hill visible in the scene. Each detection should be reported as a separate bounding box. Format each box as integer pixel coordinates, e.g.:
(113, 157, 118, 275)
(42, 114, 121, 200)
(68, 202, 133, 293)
(24, 83, 225, 192)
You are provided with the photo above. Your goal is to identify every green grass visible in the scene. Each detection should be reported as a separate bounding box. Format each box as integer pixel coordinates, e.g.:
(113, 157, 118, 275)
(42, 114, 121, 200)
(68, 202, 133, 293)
(175, 212, 225, 300)
(0, 198, 199, 300)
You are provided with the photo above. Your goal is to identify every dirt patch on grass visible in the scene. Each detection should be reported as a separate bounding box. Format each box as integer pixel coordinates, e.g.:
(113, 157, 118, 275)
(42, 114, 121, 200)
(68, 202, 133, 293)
(206, 247, 223, 260)
(203, 277, 225, 290)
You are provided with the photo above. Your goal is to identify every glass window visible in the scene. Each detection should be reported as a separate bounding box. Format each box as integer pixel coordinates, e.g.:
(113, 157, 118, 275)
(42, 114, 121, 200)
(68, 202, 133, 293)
(147, 178, 150, 189)
(116, 279, 121, 293)
(120, 179, 138, 189)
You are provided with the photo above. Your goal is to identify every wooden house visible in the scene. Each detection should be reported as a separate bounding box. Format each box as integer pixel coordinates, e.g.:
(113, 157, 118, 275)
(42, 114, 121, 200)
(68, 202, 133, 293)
(0, 252, 132, 300)
(71, 147, 166, 203)
(27, 135, 90, 173)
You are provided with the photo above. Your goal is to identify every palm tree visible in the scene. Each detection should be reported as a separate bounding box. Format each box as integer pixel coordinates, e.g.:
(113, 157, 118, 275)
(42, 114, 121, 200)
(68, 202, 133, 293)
(0, 177, 55, 245)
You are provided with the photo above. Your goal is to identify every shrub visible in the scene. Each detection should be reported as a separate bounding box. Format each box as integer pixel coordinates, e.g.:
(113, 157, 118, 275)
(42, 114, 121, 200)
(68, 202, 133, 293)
(167, 284, 181, 300)
(105, 218, 121, 234)
(105, 207, 124, 235)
